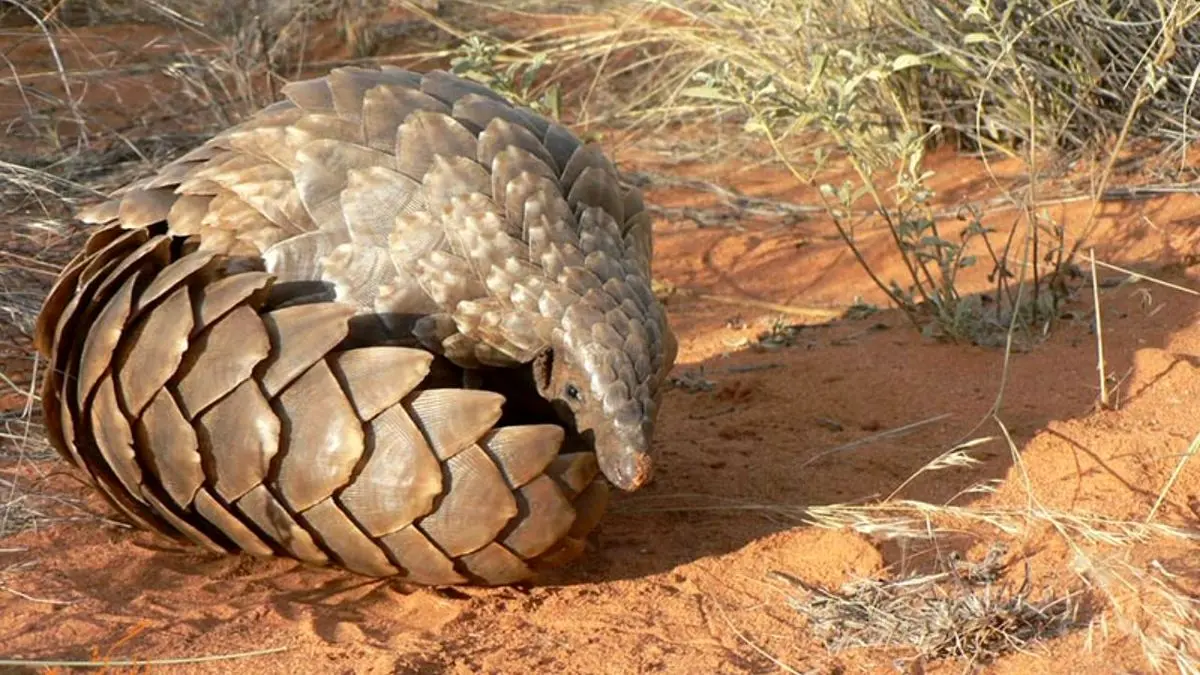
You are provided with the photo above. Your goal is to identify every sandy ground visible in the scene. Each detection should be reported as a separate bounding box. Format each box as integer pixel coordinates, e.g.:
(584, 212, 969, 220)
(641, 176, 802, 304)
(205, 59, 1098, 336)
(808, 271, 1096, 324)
(1, 11, 1198, 675)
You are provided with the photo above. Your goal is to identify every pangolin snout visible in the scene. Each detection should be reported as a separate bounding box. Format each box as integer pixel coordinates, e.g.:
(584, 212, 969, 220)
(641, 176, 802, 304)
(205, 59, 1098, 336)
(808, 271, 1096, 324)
(599, 439, 655, 491)
(592, 402, 660, 491)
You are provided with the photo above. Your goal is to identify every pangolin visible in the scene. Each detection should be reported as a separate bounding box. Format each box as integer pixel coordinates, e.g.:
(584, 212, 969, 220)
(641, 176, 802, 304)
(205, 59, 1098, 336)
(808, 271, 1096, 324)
(34, 66, 676, 583)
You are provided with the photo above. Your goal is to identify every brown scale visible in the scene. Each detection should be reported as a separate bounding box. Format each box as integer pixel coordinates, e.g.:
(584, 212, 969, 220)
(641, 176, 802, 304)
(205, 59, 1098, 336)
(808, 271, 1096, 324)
(35, 66, 675, 585)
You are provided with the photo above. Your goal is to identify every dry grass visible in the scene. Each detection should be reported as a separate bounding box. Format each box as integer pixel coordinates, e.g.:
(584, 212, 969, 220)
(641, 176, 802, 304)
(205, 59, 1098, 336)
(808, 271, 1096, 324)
(771, 546, 1083, 667)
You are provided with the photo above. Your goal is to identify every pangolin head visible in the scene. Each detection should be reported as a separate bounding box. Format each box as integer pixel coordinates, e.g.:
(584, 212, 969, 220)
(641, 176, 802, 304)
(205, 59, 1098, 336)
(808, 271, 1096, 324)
(531, 283, 677, 492)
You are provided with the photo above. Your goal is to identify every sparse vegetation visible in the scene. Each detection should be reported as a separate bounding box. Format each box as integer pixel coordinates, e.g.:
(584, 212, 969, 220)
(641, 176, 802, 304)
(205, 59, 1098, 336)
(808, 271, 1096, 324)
(771, 547, 1083, 667)
(450, 35, 565, 118)
(637, 0, 1200, 346)
(0, 1, 1198, 673)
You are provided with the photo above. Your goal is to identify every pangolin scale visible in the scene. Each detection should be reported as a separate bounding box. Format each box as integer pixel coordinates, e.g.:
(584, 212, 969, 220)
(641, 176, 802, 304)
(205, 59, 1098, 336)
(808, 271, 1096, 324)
(34, 66, 676, 585)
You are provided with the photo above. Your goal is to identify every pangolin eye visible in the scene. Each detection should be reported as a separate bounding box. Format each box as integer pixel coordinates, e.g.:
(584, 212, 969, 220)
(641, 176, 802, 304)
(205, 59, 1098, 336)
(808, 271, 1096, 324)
(565, 383, 583, 402)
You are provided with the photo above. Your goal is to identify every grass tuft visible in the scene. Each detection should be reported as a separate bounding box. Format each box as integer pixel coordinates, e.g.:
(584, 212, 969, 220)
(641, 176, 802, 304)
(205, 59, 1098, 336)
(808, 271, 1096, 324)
(772, 547, 1083, 666)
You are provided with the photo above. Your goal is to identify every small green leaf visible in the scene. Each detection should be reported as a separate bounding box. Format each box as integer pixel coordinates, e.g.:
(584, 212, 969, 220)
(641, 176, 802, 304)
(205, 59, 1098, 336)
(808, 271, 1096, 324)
(892, 54, 925, 71)
(679, 86, 738, 103)
(743, 118, 769, 134)
(963, 2, 988, 21)
(837, 182, 853, 205)
(808, 53, 829, 92)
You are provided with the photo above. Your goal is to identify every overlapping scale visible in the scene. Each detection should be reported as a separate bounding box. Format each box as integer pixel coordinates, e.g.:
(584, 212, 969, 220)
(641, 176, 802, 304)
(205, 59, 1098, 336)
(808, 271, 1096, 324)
(30, 66, 680, 586)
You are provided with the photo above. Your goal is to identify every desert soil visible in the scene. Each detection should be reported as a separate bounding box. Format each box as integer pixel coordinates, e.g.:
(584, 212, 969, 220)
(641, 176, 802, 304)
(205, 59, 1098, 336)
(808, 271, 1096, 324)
(0, 11, 1197, 675)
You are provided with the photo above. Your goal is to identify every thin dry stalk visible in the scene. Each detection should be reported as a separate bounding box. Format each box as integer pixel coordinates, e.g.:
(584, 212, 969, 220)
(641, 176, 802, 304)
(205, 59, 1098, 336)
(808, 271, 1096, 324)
(1091, 259, 1200, 298)
(796, 413, 955, 471)
(708, 594, 811, 675)
(1145, 431, 1200, 524)
(1089, 249, 1110, 409)
(0, 646, 290, 669)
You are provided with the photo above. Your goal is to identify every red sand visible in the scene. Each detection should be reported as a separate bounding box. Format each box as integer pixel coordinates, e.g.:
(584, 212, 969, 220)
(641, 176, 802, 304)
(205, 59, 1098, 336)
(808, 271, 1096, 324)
(1, 15, 1198, 675)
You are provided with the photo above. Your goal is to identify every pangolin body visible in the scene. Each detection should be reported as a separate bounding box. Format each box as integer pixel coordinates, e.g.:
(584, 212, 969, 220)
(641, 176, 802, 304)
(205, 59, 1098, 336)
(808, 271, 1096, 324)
(34, 66, 676, 585)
